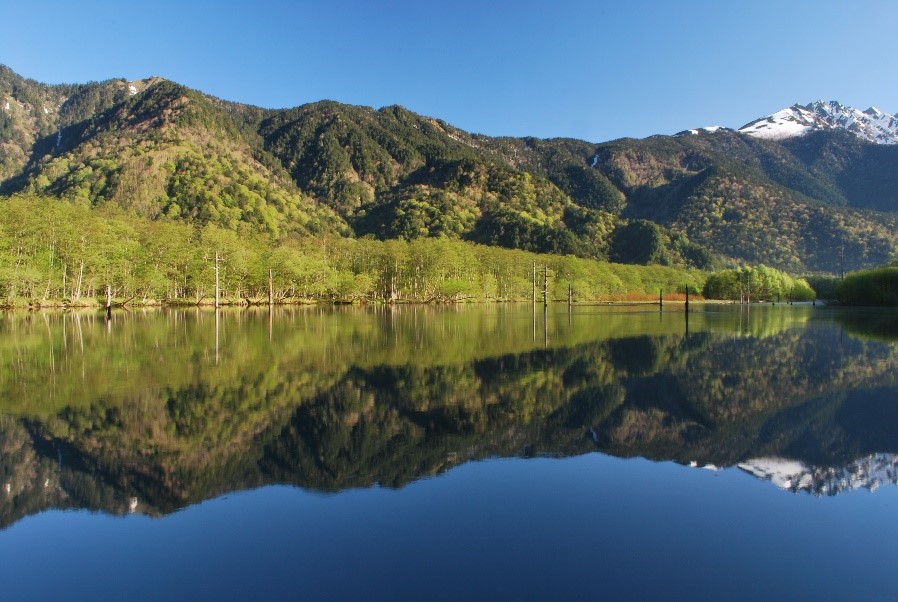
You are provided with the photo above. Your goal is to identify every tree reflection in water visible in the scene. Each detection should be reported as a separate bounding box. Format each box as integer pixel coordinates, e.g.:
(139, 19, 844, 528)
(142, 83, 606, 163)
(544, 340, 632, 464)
(1, 304, 897, 529)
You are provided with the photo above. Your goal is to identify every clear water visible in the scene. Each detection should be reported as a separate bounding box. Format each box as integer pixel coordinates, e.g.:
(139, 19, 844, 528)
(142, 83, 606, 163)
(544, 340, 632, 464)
(0, 304, 896, 600)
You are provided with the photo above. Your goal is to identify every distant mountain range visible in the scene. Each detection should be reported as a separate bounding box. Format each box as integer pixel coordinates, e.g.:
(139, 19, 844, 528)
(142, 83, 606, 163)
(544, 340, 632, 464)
(2, 64, 897, 272)
(680, 100, 898, 145)
(738, 100, 898, 144)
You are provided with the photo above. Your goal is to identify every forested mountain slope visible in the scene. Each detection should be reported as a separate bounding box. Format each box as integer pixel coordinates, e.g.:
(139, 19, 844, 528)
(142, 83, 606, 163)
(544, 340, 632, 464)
(2, 65, 897, 272)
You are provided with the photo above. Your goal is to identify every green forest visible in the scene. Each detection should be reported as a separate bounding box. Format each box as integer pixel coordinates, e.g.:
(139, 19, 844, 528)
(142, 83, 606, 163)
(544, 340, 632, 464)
(836, 264, 898, 306)
(0, 194, 713, 306)
(3, 64, 897, 280)
(13, 65, 898, 306)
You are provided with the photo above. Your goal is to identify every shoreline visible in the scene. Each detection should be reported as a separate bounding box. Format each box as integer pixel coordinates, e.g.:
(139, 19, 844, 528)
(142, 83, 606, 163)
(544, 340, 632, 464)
(0, 297, 827, 312)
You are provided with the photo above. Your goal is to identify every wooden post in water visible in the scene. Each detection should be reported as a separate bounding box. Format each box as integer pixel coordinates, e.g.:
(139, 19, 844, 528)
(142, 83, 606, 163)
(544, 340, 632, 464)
(568, 283, 572, 308)
(659, 288, 663, 312)
(214, 252, 221, 309)
(532, 301, 536, 342)
(268, 268, 274, 307)
(215, 307, 220, 365)
(543, 265, 548, 307)
(105, 284, 112, 319)
(685, 285, 689, 312)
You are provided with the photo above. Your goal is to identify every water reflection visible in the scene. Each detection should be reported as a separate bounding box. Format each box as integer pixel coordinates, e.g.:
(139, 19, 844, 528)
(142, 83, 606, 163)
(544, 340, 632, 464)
(1, 305, 897, 529)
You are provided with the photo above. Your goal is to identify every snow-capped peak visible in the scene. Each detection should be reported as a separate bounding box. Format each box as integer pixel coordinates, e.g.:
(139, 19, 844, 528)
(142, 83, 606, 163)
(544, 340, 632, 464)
(738, 100, 898, 144)
(737, 453, 898, 496)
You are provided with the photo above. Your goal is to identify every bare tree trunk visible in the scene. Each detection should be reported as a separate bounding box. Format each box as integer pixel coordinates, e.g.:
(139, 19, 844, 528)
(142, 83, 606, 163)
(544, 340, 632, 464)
(214, 252, 220, 309)
(75, 260, 84, 301)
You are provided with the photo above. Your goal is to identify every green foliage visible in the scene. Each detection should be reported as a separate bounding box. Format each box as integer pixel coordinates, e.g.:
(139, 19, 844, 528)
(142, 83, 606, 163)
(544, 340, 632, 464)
(162, 149, 334, 237)
(703, 265, 815, 301)
(257, 102, 482, 216)
(589, 131, 898, 272)
(657, 168, 897, 272)
(0, 194, 704, 305)
(5, 78, 347, 238)
(2, 73, 620, 260)
(609, 219, 718, 269)
(355, 188, 479, 240)
(836, 266, 898, 306)
(349, 158, 613, 258)
(805, 275, 840, 300)
(479, 136, 626, 213)
(610, 220, 667, 264)
(3, 64, 898, 272)
(783, 130, 898, 213)
(0, 65, 141, 184)
(472, 206, 582, 256)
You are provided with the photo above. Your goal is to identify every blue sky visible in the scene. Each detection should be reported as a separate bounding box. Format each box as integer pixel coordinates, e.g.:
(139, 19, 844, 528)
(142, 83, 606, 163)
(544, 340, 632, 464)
(3, 0, 896, 142)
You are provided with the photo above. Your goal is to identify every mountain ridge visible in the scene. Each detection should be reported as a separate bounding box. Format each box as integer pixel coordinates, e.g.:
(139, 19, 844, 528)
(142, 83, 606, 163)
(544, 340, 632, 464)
(2, 64, 897, 272)
(738, 100, 898, 144)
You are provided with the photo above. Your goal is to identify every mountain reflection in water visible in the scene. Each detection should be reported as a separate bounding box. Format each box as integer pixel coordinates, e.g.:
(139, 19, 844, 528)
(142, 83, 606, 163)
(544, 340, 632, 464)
(1, 304, 897, 529)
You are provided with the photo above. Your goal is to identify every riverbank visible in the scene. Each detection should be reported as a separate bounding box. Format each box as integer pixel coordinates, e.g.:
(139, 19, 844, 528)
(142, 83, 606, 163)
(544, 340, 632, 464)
(0, 296, 832, 312)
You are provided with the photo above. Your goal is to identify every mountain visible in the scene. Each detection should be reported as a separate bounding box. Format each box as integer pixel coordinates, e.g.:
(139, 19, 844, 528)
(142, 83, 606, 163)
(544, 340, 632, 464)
(739, 100, 898, 144)
(0, 65, 155, 181)
(2, 64, 898, 272)
(738, 454, 898, 496)
(589, 129, 898, 271)
(0, 68, 348, 238)
(255, 102, 616, 256)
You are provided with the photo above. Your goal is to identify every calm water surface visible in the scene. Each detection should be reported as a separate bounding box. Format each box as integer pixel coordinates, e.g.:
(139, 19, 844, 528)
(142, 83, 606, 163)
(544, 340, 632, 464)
(0, 304, 896, 600)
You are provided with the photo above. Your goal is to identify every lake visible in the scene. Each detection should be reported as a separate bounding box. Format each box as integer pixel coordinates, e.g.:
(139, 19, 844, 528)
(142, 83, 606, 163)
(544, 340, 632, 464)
(1, 304, 896, 600)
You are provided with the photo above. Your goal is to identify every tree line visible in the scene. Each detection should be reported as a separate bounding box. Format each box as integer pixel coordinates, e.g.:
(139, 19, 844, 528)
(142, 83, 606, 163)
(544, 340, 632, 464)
(835, 264, 898, 306)
(0, 195, 713, 307)
(702, 265, 816, 302)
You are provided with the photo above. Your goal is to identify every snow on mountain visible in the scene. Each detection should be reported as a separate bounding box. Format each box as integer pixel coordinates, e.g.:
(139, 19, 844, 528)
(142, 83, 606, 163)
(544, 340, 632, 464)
(676, 125, 730, 137)
(738, 100, 898, 144)
(737, 453, 898, 496)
